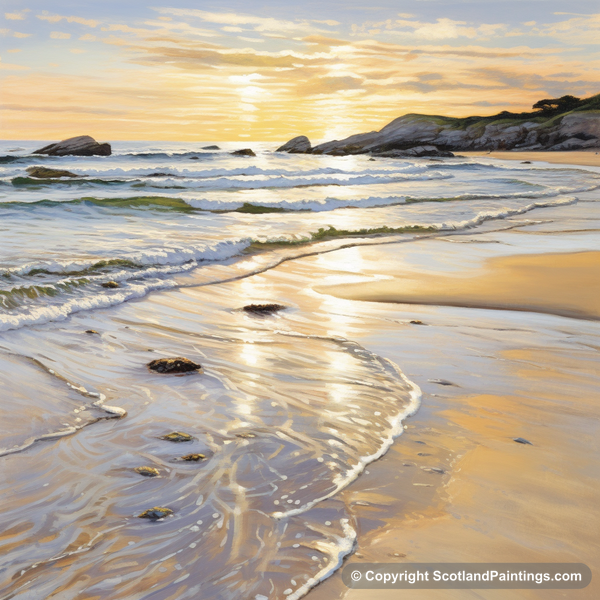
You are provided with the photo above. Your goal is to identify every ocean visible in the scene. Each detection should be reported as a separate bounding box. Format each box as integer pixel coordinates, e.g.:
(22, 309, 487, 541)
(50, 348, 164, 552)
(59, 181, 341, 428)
(1, 140, 599, 600)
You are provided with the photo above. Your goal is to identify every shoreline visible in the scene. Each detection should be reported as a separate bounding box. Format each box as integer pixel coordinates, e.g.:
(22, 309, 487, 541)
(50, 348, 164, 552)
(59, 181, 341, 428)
(460, 149, 600, 167)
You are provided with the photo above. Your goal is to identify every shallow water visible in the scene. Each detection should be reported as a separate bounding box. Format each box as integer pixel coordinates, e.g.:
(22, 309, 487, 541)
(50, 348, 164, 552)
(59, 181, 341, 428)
(1, 141, 599, 599)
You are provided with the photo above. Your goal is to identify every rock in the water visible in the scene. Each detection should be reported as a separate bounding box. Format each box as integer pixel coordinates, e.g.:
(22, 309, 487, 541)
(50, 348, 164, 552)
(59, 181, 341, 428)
(135, 466, 160, 477)
(161, 431, 193, 442)
(33, 135, 111, 157)
(85, 329, 99, 335)
(180, 453, 206, 461)
(189, 156, 199, 160)
(242, 303, 286, 315)
(101, 281, 119, 289)
(26, 166, 79, 179)
(231, 148, 256, 157)
(410, 320, 425, 325)
(521, 161, 532, 164)
(138, 507, 173, 519)
(513, 437, 533, 445)
(276, 136, 312, 153)
(202, 145, 220, 150)
(148, 357, 202, 374)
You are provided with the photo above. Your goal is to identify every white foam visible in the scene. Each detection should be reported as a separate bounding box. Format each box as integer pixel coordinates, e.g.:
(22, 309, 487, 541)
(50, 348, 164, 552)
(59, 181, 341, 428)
(272, 332, 422, 520)
(285, 519, 357, 600)
(6, 239, 250, 276)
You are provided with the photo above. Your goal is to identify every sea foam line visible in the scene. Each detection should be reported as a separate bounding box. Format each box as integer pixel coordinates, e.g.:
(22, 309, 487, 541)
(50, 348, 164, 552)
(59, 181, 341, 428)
(271, 332, 422, 520)
(0, 353, 125, 457)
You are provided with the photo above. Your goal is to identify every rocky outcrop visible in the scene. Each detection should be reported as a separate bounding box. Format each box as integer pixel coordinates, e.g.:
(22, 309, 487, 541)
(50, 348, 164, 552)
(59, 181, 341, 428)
(231, 148, 256, 157)
(148, 357, 202, 374)
(310, 109, 600, 155)
(34, 135, 111, 157)
(26, 166, 79, 178)
(276, 136, 312, 153)
(376, 145, 454, 158)
(202, 145, 220, 150)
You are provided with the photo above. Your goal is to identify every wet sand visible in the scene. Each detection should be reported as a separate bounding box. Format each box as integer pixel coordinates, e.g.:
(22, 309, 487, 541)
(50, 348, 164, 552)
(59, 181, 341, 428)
(315, 251, 600, 320)
(461, 150, 600, 167)
(265, 204, 599, 599)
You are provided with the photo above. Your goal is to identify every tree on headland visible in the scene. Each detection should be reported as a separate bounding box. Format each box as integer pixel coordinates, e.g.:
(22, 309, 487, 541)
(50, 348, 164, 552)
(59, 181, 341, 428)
(532, 95, 583, 113)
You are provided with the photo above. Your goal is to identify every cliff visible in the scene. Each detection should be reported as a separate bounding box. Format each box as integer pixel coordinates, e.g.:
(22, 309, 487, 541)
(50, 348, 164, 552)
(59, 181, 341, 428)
(279, 94, 600, 156)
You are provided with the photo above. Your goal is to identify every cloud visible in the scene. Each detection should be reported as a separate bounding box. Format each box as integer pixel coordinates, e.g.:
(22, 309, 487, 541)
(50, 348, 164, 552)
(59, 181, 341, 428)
(50, 31, 71, 40)
(79, 34, 96, 41)
(37, 13, 100, 28)
(13, 32, 32, 38)
(152, 7, 336, 35)
(5, 10, 30, 21)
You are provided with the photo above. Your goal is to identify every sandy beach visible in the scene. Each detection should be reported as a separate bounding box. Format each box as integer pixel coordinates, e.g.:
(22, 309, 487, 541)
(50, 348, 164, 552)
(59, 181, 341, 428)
(315, 250, 600, 320)
(461, 150, 600, 167)
(293, 201, 600, 599)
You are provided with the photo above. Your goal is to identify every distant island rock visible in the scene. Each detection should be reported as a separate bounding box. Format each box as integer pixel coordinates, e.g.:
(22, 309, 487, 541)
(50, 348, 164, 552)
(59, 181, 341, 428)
(33, 135, 111, 157)
(231, 148, 256, 157)
(278, 93, 600, 156)
(202, 145, 220, 150)
(276, 136, 312, 153)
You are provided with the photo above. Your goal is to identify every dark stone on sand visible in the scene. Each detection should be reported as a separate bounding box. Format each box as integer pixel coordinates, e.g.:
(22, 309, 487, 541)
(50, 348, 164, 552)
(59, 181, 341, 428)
(417, 452, 431, 456)
(26, 166, 79, 179)
(202, 145, 220, 150)
(410, 320, 425, 325)
(85, 329, 99, 334)
(135, 466, 160, 477)
(427, 467, 445, 474)
(429, 379, 457, 386)
(414, 440, 426, 445)
(34, 135, 111, 157)
(369, 158, 376, 161)
(231, 148, 256, 157)
(235, 432, 257, 439)
(147, 357, 202, 374)
(101, 281, 119, 289)
(513, 437, 533, 445)
(161, 431, 193, 442)
(242, 303, 286, 315)
(138, 507, 173, 520)
(180, 453, 206, 461)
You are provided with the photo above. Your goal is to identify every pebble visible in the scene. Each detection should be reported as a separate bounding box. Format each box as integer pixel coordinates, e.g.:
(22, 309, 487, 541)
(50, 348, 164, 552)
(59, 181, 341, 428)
(161, 432, 193, 442)
(134, 466, 160, 477)
(138, 507, 173, 520)
(513, 437, 533, 445)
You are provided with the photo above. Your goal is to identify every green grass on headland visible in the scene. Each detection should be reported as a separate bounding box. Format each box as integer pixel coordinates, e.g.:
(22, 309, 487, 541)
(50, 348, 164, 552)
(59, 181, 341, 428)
(401, 92, 600, 131)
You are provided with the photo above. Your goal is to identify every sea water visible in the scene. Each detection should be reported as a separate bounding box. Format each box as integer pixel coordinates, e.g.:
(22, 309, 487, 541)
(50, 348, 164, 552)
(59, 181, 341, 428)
(0, 140, 599, 599)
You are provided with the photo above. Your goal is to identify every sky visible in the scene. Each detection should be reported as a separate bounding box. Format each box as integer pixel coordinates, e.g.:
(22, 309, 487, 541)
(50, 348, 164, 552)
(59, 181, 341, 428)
(1, 0, 599, 141)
